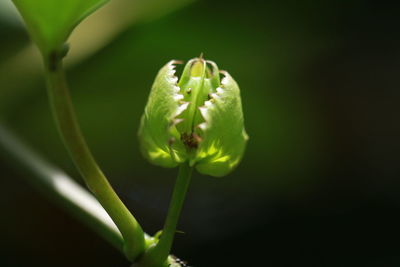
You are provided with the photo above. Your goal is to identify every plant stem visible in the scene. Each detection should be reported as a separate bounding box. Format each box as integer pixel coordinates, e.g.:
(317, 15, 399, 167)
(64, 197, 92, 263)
(44, 56, 145, 261)
(141, 162, 193, 267)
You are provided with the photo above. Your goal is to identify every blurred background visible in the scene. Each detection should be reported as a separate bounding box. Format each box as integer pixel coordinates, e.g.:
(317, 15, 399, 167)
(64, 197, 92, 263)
(0, 0, 399, 266)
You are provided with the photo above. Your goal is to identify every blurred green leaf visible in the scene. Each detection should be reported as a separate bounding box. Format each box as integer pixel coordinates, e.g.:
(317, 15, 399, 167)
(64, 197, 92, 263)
(12, 0, 108, 56)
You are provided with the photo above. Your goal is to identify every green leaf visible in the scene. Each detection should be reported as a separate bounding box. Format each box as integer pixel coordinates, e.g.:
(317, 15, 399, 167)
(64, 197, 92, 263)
(12, 0, 109, 56)
(138, 60, 188, 168)
(195, 71, 248, 177)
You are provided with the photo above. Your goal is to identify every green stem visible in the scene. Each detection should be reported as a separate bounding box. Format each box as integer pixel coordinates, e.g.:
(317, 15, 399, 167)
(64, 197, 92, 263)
(141, 162, 193, 267)
(44, 56, 145, 261)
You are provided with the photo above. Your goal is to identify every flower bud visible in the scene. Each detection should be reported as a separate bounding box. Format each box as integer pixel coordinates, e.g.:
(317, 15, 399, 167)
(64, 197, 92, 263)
(138, 57, 248, 177)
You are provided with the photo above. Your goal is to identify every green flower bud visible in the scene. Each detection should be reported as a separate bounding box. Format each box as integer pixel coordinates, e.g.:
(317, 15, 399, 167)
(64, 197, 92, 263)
(138, 57, 248, 177)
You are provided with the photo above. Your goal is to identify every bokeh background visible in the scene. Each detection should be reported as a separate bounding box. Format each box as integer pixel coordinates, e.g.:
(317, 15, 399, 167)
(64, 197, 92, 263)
(0, 0, 399, 266)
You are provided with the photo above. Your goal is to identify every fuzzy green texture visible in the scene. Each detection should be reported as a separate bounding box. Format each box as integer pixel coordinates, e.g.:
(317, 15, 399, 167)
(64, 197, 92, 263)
(12, 0, 108, 56)
(138, 57, 248, 177)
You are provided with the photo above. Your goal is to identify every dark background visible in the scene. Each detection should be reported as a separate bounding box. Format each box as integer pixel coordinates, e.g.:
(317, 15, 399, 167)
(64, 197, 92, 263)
(0, 0, 399, 266)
